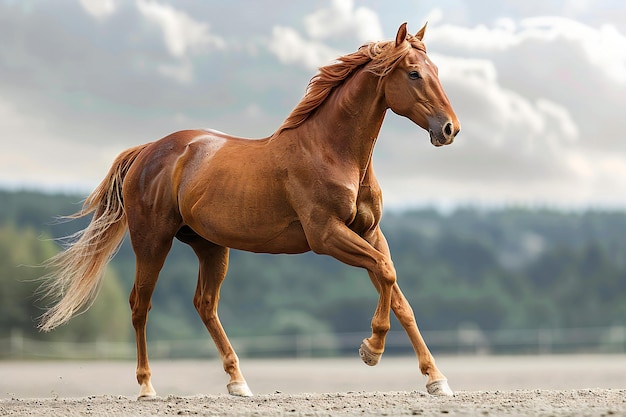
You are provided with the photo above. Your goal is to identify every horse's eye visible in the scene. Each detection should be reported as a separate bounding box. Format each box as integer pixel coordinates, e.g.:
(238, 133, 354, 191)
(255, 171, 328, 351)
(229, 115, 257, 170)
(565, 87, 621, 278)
(409, 71, 421, 80)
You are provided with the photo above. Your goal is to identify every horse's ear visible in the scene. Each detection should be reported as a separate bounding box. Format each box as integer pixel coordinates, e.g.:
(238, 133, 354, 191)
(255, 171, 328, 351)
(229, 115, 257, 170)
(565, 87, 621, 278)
(395, 22, 408, 47)
(415, 22, 428, 41)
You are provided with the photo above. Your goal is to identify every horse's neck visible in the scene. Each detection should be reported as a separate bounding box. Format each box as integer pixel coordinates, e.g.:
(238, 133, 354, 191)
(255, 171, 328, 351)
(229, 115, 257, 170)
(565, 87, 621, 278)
(301, 69, 387, 173)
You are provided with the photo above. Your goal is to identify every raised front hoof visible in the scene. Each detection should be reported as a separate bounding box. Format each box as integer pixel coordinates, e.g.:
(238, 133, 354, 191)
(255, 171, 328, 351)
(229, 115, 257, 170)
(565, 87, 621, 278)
(359, 338, 383, 367)
(426, 379, 454, 397)
(227, 381, 253, 397)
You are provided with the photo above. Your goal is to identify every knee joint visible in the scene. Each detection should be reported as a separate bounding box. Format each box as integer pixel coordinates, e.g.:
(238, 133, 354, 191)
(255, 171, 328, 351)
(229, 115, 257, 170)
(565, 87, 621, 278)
(376, 259, 396, 286)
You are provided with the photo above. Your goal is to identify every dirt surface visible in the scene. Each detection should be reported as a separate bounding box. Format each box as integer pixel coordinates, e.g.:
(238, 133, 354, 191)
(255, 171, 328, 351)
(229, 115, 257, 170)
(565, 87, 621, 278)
(2, 389, 625, 416)
(1, 356, 625, 416)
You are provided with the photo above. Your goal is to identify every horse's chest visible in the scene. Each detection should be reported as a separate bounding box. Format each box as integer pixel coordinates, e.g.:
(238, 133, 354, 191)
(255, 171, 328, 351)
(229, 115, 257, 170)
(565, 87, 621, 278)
(348, 182, 382, 233)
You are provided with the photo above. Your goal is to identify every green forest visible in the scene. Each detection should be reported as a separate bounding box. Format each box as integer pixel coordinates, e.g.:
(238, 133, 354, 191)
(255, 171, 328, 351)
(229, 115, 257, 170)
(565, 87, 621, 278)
(1, 189, 626, 357)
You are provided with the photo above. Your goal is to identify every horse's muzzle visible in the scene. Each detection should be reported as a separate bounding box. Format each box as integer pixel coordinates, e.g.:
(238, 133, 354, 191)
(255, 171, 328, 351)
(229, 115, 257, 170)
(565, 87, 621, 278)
(430, 121, 460, 147)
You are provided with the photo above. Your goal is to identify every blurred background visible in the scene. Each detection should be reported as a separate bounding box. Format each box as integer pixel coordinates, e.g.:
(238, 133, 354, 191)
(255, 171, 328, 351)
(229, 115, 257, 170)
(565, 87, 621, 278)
(1, 0, 626, 361)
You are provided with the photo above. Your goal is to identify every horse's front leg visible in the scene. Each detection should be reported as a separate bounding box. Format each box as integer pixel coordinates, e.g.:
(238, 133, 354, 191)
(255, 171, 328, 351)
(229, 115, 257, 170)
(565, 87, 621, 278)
(391, 283, 453, 395)
(307, 219, 396, 366)
(365, 227, 453, 396)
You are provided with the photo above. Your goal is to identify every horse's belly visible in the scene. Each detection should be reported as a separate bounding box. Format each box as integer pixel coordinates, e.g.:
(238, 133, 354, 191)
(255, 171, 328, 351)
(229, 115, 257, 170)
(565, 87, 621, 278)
(175, 137, 310, 253)
(181, 194, 309, 254)
(199, 217, 311, 255)
(239, 220, 310, 254)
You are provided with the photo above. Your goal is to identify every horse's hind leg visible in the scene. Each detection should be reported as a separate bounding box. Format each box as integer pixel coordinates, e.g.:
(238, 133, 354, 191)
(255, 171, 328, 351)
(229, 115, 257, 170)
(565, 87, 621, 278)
(129, 233, 175, 399)
(184, 233, 252, 396)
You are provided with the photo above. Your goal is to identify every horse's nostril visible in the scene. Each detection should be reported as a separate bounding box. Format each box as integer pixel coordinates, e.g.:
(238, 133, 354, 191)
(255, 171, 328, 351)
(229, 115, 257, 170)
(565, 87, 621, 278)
(444, 122, 453, 137)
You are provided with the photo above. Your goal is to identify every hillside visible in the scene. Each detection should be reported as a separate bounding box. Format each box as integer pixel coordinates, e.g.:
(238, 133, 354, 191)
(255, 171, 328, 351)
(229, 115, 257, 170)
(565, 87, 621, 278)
(1, 189, 626, 355)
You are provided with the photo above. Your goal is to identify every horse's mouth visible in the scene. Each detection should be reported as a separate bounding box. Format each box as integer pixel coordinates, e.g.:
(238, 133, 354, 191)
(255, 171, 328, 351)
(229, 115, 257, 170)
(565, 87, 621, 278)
(429, 130, 453, 147)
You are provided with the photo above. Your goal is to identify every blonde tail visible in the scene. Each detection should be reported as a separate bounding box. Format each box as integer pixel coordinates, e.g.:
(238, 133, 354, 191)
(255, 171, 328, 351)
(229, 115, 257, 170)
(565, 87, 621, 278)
(38, 144, 148, 331)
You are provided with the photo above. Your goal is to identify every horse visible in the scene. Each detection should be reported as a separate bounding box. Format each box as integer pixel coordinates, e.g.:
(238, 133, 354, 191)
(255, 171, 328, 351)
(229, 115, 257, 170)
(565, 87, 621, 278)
(39, 22, 460, 398)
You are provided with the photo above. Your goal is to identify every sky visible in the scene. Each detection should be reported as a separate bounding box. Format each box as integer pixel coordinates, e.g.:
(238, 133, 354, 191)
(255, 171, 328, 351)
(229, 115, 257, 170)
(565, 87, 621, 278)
(1, 0, 626, 210)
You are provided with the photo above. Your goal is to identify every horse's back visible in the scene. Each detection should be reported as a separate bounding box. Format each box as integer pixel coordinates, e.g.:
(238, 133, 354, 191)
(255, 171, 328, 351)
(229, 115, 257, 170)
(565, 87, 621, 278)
(122, 129, 310, 253)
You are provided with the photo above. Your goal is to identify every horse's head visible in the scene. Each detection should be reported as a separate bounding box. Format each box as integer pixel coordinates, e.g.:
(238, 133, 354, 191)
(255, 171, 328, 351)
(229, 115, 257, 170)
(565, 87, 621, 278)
(382, 23, 460, 147)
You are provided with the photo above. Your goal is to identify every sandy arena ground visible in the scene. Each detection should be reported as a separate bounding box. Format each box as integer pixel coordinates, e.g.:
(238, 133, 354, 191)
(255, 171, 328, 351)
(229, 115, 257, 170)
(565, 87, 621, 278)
(1, 355, 626, 416)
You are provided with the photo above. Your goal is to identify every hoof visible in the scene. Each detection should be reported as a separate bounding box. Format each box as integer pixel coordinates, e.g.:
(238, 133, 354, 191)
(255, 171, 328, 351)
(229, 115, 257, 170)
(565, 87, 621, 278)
(359, 338, 383, 367)
(227, 381, 253, 397)
(137, 382, 157, 400)
(426, 379, 454, 396)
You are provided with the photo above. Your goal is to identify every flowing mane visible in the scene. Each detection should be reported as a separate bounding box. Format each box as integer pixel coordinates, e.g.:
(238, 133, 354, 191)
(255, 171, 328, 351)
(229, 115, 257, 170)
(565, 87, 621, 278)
(275, 35, 427, 135)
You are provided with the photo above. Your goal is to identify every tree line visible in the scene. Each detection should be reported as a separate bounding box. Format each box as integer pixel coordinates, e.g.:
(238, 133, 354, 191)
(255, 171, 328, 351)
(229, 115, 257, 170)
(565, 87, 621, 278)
(1, 190, 625, 353)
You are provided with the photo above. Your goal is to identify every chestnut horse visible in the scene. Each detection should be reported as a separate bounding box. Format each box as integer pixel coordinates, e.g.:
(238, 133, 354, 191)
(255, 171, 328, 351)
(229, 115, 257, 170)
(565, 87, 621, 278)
(39, 23, 460, 398)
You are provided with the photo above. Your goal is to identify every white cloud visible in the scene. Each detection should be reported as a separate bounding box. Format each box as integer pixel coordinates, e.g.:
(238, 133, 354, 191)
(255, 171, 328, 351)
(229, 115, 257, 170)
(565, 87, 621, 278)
(583, 24, 626, 84)
(431, 21, 520, 51)
(514, 17, 626, 84)
(564, 0, 593, 14)
(268, 26, 342, 70)
(535, 99, 579, 141)
(267, 0, 384, 70)
(79, 0, 117, 20)
(135, 0, 225, 58)
(304, 0, 384, 42)
(428, 54, 573, 154)
(432, 16, 626, 85)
